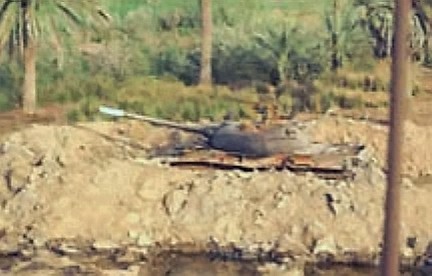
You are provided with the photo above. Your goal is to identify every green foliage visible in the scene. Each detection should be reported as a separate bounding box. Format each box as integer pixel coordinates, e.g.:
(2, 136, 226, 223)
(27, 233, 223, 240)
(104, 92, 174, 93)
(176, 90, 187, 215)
(152, 46, 199, 85)
(0, 0, 109, 113)
(0, 0, 109, 54)
(104, 0, 144, 18)
(51, 69, 258, 122)
(335, 93, 364, 109)
(323, 0, 376, 70)
(213, 43, 275, 86)
(0, 0, 406, 119)
(66, 109, 82, 123)
(355, 0, 428, 61)
(319, 92, 336, 112)
(0, 61, 22, 110)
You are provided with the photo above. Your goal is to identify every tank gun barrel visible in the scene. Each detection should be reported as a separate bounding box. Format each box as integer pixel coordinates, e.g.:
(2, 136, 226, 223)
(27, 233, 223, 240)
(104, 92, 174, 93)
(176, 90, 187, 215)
(99, 106, 216, 136)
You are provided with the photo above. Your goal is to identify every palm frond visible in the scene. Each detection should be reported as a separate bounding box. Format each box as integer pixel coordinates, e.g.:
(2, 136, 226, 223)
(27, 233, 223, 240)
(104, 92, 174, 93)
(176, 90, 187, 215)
(0, 0, 110, 63)
(0, 0, 13, 20)
(0, 0, 17, 51)
(55, 2, 84, 25)
(97, 8, 111, 21)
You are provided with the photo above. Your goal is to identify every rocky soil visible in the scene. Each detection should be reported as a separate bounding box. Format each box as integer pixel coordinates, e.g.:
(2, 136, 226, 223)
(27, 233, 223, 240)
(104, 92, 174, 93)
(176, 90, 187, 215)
(0, 117, 430, 275)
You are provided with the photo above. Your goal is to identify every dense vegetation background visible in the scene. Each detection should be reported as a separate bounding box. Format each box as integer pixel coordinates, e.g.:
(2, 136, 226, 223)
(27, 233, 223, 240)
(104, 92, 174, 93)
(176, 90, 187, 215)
(0, 0, 429, 121)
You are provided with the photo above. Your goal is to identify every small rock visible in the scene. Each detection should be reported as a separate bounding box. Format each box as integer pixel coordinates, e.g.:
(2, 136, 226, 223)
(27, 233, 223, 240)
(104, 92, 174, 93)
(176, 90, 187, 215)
(4, 168, 30, 194)
(226, 171, 238, 179)
(133, 157, 161, 166)
(366, 166, 386, 186)
(100, 265, 141, 276)
(56, 243, 81, 255)
(407, 236, 417, 249)
(253, 209, 265, 225)
(402, 177, 414, 188)
(324, 193, 339, 215)
(257, 263, 300, 275)
(20, 247, 36, 258)
(56, 153, 67, 167)
(32, 237, 46, 248)
(92, 240, 119, 251)
(335, 181, 348, 189)
(278, 182, 293, 194)
(128, 230, 139, 240)
(125, 213, 141, 225)
(138, 180, 165, 201)
(0, 142, 8, 154)
(402, 246, 415, 259)
(116, 250, 139, 263)
(274, 192, 289, 208)
(223, 222, 243, 243)
(356, 148, 373, 164)
(235, 171, 252, 180)
(313, 237, 337, 256)
(278, 234, 309, 255)
(26, 228, 46, 248)
(163, 188, 189, 216)
(137, 232, 152, 247)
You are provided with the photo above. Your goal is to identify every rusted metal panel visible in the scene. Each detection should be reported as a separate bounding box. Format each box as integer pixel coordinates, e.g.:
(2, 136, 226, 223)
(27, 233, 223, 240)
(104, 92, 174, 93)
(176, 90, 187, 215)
(163, 146, 362, 180)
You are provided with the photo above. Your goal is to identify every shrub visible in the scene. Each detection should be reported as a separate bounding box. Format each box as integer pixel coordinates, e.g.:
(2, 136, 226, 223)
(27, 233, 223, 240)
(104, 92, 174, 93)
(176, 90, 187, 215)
(66, 109, 83, 123)
(0, 62, 22, 109)
(318, 92, 335, 113)
(0, 93, 11, 111)
(151, 46, 199, 85)
(335, 94, 364, 109)
(0, 0, 393, 122)
(62, 77, 260, 122)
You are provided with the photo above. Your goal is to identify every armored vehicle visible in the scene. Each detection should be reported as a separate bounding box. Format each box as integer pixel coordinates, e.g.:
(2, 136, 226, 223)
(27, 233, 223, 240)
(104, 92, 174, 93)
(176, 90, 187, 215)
(99, 106, 364, 179)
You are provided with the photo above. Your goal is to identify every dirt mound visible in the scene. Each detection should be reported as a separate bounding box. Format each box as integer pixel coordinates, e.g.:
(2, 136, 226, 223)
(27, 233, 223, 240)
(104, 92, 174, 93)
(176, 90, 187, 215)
(0, 106, 65, 137)
(0, 118, 430, 274)
(310, 116, 432, 178)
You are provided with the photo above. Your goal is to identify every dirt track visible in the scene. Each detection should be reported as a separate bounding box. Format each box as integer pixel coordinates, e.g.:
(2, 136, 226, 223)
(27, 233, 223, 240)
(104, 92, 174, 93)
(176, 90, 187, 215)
(0, 116, 430, 274)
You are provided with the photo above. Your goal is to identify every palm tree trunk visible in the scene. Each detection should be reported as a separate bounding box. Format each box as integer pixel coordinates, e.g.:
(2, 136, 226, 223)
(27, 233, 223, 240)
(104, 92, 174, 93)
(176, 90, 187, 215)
(199, 0, 212, 86)
(277, 54, 288, 84)
(22, 38, 36, 114)
(331, 0, 340, 71)
(21, 0, 36, 114)
(385, 19, 392, 57)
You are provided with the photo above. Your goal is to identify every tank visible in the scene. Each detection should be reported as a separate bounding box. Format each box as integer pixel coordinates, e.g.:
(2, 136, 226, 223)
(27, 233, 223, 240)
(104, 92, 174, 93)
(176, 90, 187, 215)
(99, 106, 365, 179)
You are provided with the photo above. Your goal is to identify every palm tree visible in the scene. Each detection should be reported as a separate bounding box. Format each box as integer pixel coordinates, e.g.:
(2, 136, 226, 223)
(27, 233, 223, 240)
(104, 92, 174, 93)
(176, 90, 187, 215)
(356, 0, 427, 60)
(0, 0, 109, 114)
(254, 25, 299, 85)
(254, 25, 323, 84)
(199, 0, 212, 86)
(324, 0, 365, 70)
(361, 0, 397, 58)
(413, 0, 432, 61)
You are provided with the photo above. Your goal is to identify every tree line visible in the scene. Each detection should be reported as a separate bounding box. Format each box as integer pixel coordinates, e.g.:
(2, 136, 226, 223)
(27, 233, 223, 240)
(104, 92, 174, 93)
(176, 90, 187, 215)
(0, 0, 431, 115)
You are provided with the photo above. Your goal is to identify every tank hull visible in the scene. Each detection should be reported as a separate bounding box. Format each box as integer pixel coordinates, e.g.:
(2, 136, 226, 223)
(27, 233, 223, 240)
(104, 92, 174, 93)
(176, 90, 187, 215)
(159, 144, 364, 180)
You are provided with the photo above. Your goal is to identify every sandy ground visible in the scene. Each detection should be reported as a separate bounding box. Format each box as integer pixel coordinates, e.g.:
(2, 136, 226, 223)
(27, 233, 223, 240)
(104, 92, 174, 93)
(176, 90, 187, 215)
(309, 116, 432, 178)
(0, 115, 430, 274)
